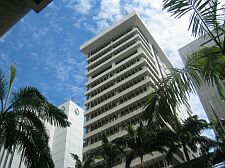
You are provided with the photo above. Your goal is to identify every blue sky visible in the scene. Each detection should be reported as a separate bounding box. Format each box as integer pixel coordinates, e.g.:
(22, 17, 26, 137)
(0, 0, 214, 137)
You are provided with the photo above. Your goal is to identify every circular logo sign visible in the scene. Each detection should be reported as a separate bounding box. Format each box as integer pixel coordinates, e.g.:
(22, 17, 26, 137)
(61, 106, 65, 112)
(74, 108, 79, 115)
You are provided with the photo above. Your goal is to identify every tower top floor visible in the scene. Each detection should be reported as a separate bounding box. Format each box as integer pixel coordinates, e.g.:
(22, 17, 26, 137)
(80, 11, 172, 69)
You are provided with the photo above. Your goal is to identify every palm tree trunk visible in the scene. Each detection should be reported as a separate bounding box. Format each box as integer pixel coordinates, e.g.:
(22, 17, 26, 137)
(8, 146, 16, 168)
(0, 148, 5, 166)
(3, 150, 10, 167)
(107, 160, 113, 168)
(125, 159, 131, 168)
(182, 145, 190, 161)
(18, 148, 24, 168)
(140, 156, 144, 168)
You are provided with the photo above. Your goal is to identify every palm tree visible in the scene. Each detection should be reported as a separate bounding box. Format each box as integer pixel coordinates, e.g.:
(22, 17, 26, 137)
(144, 45, 225, 128)
(0, 65, 70, 168)
(161, 0, 225, 98)
(160, 115, 213, 163)
(116, 123, 167, 168)
(113, 137, 136, 168)
(71, 152, 97, 168)
(141, 2, 225, 147)
(96, 135, 121, 168)
(163, 0, 225, 52)
(209, 120, 225, 164)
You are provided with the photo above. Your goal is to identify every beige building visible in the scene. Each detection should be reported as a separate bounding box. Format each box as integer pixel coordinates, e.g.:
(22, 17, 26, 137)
(179, 35, 225, 123)
(80, 12, 192, 167)
(0, 0, 52, 37)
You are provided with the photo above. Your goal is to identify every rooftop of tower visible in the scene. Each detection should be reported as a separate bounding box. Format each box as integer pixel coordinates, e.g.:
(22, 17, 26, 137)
(80, 11, 172, 68)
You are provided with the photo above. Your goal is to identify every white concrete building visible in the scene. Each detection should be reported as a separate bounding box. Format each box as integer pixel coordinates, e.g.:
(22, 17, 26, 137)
(52, 100, 84, 168)
(0, 100, 84, 168)
(80, 12, 192, 168)
(179, 35, 225, 123)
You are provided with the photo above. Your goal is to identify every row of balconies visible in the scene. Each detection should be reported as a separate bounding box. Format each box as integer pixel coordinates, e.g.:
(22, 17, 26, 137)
(86, 39, 158, 91)
(87, 27, 133, 58)
(86, 50, 141, 91)
(86, 41, 141, 80)
(87, 29, 154, 73)
(85, 83, 149, 128)
(87, 28, 138, 64)
(87, 36, 137, 73)
(82, 91, 152, 153)
(87, 26, 150, 61)
(86, 83, 149, 122)
(87, 67, 147, 112)
(86, 99, 146, 136)
(86, 62, 144, 102)
(86, 74, 146, 112)
(84, 90, 151, 127)
(84, 115, 141, 147)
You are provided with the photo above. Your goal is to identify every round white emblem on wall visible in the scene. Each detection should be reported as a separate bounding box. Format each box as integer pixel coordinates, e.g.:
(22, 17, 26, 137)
(74, 108, 79, 115)
(61, 106, 65, 112)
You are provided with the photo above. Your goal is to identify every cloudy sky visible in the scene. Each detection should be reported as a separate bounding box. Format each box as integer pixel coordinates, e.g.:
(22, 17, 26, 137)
(0, 0, 214, 137)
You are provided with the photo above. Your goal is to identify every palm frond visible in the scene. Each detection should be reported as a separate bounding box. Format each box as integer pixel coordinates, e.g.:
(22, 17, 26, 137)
(10, 87, 70, 127)
(71, 153, 82, 168)
(186, 46, 225, 99)
(44, 103, 70, 127)
(163, 0, 224, 50)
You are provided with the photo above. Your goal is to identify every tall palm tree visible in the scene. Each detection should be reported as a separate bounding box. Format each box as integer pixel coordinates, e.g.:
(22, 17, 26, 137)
(71, 152, 97, 168)
(97, 135, 121, 168)
(0, 65, 70, 168)
(160, 115, 213, 163)
(113, 137, 136, 168)
(117, 123, 167, 168)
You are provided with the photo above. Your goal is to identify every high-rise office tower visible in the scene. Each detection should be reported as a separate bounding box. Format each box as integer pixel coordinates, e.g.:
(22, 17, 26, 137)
(0, 100, 84, 168)
(81, 12, 192, 167)
(179, 36, 225, 123)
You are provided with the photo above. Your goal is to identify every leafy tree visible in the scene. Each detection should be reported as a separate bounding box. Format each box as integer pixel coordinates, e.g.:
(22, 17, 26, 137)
(0, 65, 70, 168)
(96, 135, 121, 168)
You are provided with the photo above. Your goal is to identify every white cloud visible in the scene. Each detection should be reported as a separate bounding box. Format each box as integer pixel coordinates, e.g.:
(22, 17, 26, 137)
(91, 0, 123, 32)
(62, 0, 92, 15)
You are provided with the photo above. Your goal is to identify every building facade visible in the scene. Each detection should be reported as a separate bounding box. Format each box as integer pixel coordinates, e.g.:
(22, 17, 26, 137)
(0, 100, 84, 168)
(80, 12, 192, 167)
(0, 0, 52, 37)
(52, 100, 84, 168)
(179, 35, 225, 122)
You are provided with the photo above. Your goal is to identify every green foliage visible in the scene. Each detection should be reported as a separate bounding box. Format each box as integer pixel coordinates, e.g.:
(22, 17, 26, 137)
(0, 65, 70, 168)
(160, 115, 215, 163)
(186, 46, 225, 98)
(114, 123, 168, 168)
(96, 135, 121, 168)
(162, 0, 225, 45)
(71, 153, 82, 168)
(71, 151, 101, 168)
